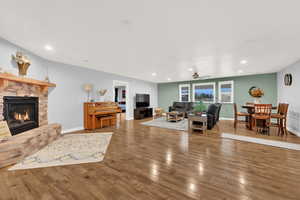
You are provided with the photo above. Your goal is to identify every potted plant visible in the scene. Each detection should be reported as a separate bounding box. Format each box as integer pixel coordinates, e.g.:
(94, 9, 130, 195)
(193, 101, 207, 116)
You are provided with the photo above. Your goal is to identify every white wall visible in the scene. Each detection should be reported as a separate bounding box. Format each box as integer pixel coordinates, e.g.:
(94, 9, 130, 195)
(0, 38, 158, 132)
(277, 61, 300, 136)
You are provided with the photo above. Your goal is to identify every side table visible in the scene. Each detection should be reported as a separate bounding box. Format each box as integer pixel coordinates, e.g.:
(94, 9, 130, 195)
(188, 115, 207, 134)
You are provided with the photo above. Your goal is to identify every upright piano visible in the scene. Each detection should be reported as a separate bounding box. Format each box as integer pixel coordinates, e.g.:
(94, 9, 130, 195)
(83, 102, 121, 130)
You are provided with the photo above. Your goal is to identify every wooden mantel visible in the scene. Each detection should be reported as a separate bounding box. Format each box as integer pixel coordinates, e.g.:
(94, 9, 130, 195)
(0, 73, 56, 92)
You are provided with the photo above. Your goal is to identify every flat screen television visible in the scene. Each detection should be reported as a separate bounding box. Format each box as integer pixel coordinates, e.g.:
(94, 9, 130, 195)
(136, 94, 150, 107)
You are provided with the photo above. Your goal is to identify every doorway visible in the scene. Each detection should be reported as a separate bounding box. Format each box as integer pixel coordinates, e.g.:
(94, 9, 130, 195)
(113, 80, 130, 120)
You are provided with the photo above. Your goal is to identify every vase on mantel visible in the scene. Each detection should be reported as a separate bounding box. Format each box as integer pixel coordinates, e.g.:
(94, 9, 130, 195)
(253, 97, 261, 104)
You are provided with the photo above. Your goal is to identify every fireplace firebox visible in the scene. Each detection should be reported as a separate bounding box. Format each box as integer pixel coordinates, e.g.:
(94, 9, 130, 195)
(3, 96, 39, 135)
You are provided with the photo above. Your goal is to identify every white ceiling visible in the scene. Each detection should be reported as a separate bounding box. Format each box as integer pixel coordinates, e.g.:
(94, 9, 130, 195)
(1, 0, 300, 83)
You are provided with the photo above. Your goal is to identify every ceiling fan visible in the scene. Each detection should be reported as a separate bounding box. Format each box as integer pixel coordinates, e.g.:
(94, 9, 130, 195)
(192, 72, 211, 80)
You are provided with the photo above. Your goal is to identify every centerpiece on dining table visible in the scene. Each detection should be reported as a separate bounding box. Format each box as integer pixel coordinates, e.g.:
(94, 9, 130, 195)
(248, 86, 264, 104)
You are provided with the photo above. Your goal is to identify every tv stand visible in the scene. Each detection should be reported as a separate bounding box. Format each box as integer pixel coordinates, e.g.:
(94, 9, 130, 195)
(134, 107, 153, 120)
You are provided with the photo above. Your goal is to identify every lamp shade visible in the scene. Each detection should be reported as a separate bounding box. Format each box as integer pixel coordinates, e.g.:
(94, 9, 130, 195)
(83, 84, 93, 92)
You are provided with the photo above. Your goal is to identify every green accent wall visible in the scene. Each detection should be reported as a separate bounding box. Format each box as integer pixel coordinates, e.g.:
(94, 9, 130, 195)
(158, 73, 278, 118)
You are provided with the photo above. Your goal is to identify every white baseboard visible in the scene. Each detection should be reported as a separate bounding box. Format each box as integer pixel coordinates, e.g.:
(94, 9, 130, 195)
(220, 117, 234, 121)
(287, 127, 300, 137)
(60, 117, 134, 134)
(62, 126, 84, 134)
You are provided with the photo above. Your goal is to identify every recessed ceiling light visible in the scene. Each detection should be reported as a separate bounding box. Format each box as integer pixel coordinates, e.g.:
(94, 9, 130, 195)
(152, 72, 157, 76)
(240, 60, 248, 65)
(188, 68, 193, 71)
(44, 44, 54, 51)
(167, 78, 171, 81)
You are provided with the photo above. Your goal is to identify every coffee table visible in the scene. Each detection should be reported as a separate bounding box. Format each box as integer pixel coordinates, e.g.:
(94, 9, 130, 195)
(166, 111, 184, 122)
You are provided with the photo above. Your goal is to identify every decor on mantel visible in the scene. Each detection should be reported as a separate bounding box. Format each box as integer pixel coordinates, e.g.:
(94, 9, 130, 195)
(83, 84, 93, 102)
(248, 86, 264, 104)
(98, 89, 107, 102)
(44, 65, 50, 82)
(44, 76, 50, 82)
(12, 52, 31, 77)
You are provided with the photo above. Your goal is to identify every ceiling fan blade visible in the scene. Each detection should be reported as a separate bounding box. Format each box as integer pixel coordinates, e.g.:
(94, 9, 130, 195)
(197, 75, 211, 80)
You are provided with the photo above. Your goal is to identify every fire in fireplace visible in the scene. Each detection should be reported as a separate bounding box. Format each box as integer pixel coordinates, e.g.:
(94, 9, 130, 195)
(3, 96, 39, 135)
(14, 110, 30, 121)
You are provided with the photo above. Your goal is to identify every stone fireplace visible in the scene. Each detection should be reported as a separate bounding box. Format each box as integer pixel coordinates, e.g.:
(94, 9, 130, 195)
(0, 73, 58, 169)
(3, 96, 39, 135)
(0, 73, 56, 135)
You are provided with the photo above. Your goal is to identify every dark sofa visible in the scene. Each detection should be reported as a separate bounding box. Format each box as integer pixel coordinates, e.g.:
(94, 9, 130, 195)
(169, 101, 222, 130)
(169, 102, 194, 117)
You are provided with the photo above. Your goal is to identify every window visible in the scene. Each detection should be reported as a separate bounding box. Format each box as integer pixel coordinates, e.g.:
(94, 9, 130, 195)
(218, 81, 234, 103)
(193, 82, 216, 103)
(179, 84, 190, 102)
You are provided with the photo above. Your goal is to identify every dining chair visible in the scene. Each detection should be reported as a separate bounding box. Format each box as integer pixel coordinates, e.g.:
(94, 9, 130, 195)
(233, 103, 250, 128)
(271, 103, 289, 136)
(252, 104, 272, 134)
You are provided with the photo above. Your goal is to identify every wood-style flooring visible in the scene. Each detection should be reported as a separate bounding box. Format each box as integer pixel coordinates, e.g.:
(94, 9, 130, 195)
(1, 117, 300, 200)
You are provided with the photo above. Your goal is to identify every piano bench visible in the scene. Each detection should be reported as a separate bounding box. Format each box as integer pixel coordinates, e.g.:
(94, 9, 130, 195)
(99, 115, 115, 128)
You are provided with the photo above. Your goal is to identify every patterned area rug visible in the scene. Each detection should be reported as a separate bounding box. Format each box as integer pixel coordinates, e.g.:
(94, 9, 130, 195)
(141, 117, 188, 131)
(9, 133, 113, 171)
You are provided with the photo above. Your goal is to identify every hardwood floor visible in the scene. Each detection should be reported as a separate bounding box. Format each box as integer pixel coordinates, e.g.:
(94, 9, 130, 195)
(1, 117, 300, 200)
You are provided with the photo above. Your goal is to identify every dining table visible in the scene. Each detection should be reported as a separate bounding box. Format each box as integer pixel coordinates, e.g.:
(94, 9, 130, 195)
(241, 104, 277, 130)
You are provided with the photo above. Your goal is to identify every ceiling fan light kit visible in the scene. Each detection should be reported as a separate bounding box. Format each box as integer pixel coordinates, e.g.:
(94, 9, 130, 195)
(192, 72, 199, 79)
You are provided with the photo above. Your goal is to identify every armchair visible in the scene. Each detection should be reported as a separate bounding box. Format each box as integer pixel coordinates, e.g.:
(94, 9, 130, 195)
(206, 104, 220, 129)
